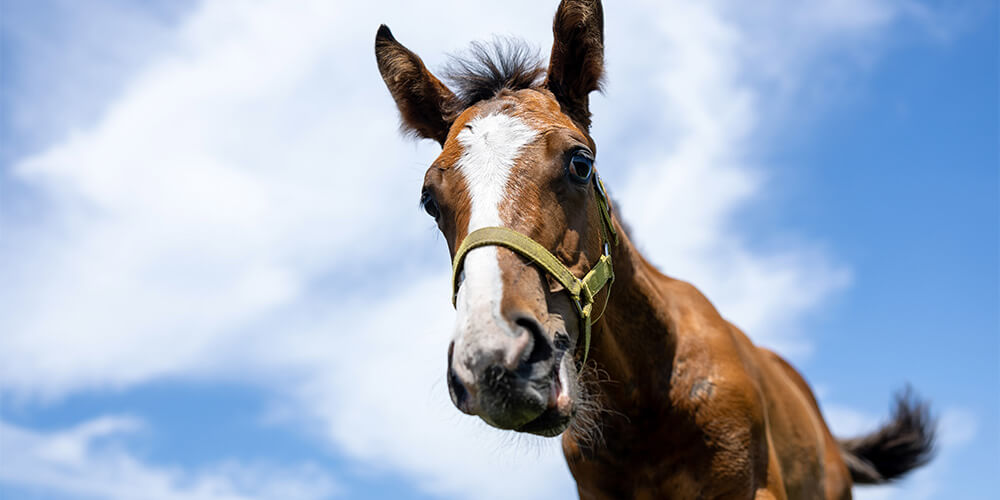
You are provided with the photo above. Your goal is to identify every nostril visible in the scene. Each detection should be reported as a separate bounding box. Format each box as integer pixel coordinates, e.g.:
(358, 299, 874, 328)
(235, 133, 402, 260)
(449, 368, 469, 411)
(554, 333, 571, 352)
(515, 316, 553, 366)
(447, 342, 471, 413)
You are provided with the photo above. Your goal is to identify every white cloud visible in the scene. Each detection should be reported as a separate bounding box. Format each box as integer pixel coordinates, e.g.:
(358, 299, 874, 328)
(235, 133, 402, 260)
(0, 0, 191, 163)
(0, 416, 337, 500)
(0, 0, 946, 499)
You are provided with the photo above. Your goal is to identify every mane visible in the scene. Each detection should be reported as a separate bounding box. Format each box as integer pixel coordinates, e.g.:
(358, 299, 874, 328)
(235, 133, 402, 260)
(443, 37, 546, 110)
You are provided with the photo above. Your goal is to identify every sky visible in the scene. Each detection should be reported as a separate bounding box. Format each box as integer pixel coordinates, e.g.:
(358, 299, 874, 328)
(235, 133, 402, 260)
(0, 1, 996, 499)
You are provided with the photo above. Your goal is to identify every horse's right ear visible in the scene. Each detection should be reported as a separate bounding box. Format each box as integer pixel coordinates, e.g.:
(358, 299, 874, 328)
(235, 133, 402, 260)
(375, 25, 458, 146)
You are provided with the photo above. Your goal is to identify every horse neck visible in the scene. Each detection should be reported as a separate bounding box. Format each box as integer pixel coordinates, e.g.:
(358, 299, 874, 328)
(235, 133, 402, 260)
(587, 218, 679, 416)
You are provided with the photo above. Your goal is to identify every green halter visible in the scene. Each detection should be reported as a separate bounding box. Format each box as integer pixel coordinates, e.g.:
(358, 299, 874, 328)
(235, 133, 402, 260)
(451, 173, 618, 364)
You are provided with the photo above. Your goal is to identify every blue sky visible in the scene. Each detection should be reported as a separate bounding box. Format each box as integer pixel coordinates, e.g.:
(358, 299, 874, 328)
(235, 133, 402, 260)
(1, 1, 996, 499)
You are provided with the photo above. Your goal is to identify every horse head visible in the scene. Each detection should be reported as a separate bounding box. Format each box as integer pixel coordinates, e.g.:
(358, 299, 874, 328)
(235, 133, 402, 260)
(375, 0, 609, 436)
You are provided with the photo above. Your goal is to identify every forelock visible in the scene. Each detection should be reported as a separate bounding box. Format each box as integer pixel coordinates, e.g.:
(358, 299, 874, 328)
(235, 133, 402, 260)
(443, 37, 546, 111)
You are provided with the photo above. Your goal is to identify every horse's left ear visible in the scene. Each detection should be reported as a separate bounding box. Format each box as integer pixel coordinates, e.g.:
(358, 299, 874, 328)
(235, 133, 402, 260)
(375, 25, 459, 146)
(544, 0, 605, 130)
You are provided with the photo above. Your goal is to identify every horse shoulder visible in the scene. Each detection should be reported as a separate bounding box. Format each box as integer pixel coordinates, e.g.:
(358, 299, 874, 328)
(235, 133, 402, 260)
(660, 279, 774, 497)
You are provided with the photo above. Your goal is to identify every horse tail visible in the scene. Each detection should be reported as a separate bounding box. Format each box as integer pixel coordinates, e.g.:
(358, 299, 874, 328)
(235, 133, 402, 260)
(837, 388, 936, 485)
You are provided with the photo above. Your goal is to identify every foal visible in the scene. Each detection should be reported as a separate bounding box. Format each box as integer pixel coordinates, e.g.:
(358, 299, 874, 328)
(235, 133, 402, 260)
(375, 1, 934, 498)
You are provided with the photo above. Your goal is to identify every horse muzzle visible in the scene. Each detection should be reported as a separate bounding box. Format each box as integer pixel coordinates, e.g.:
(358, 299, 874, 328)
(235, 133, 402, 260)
(447, 313, 562, 430)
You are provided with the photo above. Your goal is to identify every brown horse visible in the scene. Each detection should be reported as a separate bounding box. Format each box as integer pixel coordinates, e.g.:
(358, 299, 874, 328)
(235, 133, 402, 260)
(375, 1, 934, 498)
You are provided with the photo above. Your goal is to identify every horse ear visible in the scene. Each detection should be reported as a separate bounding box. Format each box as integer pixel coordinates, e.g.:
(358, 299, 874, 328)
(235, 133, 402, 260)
(375, 25, 459, 146)
(544, 0, 604, 130)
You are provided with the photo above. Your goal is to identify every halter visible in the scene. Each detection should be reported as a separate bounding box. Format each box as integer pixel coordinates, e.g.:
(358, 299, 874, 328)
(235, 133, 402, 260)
(451, 172, 618, 364)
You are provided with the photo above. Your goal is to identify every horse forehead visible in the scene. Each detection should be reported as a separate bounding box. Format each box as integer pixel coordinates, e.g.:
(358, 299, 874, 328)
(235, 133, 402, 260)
(432, 90, 585, 227)
(439, 90, 580, 167)
(448, 110, 536, 229)
(479, 89, 579, 130)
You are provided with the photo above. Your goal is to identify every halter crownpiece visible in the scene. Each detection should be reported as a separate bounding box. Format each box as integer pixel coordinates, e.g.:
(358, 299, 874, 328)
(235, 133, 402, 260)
(451, 172, 618, 364)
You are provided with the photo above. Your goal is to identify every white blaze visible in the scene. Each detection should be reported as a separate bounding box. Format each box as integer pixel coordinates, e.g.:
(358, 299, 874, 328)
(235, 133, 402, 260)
(453, 112, 538, 346)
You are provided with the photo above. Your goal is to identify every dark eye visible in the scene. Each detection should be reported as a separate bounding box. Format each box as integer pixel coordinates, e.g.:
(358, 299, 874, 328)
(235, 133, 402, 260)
(420, 189, 440, 219)
(566, 150, 594, 184)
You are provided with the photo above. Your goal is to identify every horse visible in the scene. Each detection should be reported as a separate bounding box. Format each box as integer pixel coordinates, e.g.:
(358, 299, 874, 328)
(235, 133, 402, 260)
(374, 1, 935, 498)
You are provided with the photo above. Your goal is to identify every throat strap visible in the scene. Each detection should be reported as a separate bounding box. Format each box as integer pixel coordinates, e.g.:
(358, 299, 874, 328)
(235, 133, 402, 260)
(450, 174, 617, 364)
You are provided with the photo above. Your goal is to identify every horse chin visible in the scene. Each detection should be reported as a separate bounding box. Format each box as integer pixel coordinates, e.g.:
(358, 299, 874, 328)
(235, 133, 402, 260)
(516, 406, 572, 437)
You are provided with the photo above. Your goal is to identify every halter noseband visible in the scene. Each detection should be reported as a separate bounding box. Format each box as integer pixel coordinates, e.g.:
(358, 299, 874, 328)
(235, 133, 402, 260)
(450, 172, 618, 364)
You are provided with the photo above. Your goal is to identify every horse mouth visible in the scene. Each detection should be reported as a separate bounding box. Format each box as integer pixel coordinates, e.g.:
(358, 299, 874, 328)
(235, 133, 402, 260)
(516, 350, 574, 437)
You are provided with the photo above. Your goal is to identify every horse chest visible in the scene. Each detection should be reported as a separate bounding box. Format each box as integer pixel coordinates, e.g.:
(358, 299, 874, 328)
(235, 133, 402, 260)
(565, 415, 755, 499)
(567, 452, 743, 500)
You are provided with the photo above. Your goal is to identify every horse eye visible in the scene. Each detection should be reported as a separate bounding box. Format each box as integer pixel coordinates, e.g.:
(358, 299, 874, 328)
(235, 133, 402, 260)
(567, 151, 594, 184)
(420, 190, 440, 219)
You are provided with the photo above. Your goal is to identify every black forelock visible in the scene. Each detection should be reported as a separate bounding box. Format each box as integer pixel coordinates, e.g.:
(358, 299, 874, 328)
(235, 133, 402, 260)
(443, 37, 546, 111)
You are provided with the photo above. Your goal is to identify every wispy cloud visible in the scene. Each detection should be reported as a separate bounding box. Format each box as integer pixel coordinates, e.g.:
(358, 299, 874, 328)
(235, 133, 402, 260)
(0, 416, 337, 500)
(0, 0, 193, 166)
(0, 1, 952, 498)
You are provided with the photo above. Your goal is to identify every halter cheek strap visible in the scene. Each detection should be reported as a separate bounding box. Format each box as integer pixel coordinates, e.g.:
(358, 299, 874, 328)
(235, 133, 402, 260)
(450, 173, 618, 364)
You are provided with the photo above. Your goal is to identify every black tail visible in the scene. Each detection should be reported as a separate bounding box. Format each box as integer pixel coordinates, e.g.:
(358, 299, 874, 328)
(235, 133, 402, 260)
(838, 388, 936, 485)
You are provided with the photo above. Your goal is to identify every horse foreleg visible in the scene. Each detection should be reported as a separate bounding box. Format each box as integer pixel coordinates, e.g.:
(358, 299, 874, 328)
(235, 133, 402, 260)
(753, 440, 789, 500)
(753, 488, 788, 500)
